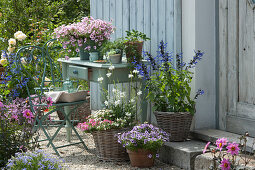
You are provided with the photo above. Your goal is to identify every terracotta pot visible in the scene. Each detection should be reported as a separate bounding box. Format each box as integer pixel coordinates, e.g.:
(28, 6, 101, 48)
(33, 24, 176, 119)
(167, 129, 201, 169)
(127, 149, 154, 168)
(125, 41, 143, 63)
(154, 111, 193, 141)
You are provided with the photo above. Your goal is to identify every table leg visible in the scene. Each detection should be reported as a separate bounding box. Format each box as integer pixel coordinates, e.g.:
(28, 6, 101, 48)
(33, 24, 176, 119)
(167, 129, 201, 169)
(98, 69, 108, 110)
(62, 63, 72, 142)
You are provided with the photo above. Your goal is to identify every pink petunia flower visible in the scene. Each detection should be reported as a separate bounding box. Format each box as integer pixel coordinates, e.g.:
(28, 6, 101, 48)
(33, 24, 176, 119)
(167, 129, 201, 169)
(216, 138, 228, 151)
(220, 158, 231, 170)
(65, 56, 69, 60)
(226, 142, 239, 155)
(203, 142, 211, 154)
(0, 101, 4, 108)
(46, 97, 53, 107)
(22, 109, 34, 120)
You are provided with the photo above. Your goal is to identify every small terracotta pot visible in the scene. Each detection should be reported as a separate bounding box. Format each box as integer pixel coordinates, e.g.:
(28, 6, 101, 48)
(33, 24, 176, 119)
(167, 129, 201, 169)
(125, 41, 144, 63)
(127, 149, 154, 168)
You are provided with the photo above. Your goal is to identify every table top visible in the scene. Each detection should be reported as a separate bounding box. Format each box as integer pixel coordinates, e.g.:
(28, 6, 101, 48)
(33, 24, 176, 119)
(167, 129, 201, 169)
(58, 57, 133, 69)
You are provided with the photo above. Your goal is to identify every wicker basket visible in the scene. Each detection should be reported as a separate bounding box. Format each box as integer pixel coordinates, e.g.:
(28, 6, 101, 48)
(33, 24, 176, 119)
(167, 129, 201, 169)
(154, 111, 193, 142)
(92, 128, 130, 162)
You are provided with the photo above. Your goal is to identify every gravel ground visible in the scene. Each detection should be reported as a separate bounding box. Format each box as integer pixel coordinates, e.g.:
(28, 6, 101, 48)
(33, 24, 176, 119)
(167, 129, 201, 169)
(38, 126, 182, 170)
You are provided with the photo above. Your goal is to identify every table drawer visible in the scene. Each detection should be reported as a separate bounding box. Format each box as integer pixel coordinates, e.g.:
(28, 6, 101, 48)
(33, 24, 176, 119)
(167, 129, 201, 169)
(68, 65, 88, 80)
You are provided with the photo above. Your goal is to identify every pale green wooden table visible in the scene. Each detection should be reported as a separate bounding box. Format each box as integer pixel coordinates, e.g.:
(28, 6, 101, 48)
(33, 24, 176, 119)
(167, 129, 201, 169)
(58, 57, 148, 122)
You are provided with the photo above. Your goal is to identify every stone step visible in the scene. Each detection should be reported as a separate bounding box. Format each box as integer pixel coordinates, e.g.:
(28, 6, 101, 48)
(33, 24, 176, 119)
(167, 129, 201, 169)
(159, 140, 207, 170)
(191, 129, 255, 152)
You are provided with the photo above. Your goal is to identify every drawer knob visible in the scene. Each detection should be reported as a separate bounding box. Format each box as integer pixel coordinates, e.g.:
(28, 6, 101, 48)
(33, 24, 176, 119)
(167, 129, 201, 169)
(73, 70, 78, 74)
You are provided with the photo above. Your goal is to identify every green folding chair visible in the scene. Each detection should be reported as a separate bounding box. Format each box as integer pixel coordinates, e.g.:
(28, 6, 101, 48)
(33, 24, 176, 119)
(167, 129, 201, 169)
(15, 39, 88, 156)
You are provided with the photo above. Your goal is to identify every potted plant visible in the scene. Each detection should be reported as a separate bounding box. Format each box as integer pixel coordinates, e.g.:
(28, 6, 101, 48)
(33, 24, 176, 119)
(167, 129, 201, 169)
(54, 17, 115, 61)
(117, 123, 169, 168)
(124, 29, 150, 63)
(133, 41, 204, 141)
(101, 39, 125, 64)
(77, 66, 141, 161)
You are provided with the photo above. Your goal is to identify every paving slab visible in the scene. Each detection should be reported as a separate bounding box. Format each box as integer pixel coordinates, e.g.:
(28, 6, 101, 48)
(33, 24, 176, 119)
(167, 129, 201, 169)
(159, 140, 206, 170)
(191, 129, 255, 152)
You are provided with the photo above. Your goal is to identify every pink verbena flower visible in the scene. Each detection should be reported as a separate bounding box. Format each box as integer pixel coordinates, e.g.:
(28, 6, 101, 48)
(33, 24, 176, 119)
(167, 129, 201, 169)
(216, 138, 228, 151)
(220, 158, 231, 170)
(22, 109, 34, 120)
(203, 142, 211, 154)
(0, 101, 3, 108)
(226, 142, 239, 155)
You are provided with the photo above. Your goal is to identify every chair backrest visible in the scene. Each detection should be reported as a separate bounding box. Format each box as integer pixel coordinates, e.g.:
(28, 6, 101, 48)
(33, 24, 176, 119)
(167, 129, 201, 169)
(15, 39, 63, 104)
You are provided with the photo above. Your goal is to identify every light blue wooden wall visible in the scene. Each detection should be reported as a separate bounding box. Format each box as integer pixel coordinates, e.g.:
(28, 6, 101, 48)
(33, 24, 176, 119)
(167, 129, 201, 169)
(90, 0, 182, 58)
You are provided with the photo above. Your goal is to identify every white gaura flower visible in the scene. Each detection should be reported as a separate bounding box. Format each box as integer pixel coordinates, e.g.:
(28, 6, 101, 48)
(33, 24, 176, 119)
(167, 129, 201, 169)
(7, 46, 15, 53)
(104, 101, 108, 106)
(137, 90, 142, 96)
(125, 112, 131, 117)
(130, 99, 135, 103)
(138, 75, 144, 79)
(14, 31, 27, 41)
(21, 58, 26, 64)
(112, 88, 117, 93)
(98, 77, 104, 82)
(106, 72, 112, 77)
(114, 100, 121, 106)
(133, 69, 139, 74)
(120, 92, 126, 98)
(109, 65, 115, 70)
(128, 74, 134, 78)
(8, 38, 16, 46)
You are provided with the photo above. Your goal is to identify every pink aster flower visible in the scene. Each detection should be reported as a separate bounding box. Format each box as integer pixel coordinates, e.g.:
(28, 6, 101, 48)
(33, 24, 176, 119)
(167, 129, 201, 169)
(46, 97, 53, 107)
(203, 142, 211, 154)
(22, 109, 34, 120)
(216, 138, 228, 151)
(220, 158, 231, 170)
(226, 142, 239, 155)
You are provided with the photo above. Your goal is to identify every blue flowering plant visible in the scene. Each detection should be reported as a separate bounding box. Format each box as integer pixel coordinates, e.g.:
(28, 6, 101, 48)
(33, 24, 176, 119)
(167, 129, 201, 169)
(117, 123, 169, 158)
(133, 41, 204, 115)
(6, 150, 65, 170)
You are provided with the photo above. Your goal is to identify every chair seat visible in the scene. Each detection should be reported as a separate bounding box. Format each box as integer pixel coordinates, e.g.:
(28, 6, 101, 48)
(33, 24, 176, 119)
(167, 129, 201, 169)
(53, 99, 87, 106)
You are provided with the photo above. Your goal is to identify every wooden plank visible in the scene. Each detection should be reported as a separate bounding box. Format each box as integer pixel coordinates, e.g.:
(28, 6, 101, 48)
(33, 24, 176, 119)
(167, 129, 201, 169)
(136, 0, 144, 33)
(143, 0, 151, 53)
(97, 0, 103, 19)
(227, 0, 238, 116)
(115, 0, 123, 39)
(236, 102, 255, 120)
(103, 0, 110, 21)
(226, 115, 255, 137)
(158, 0, 166, 42)
(130, 0, 137, 30)
(110, 0, 116, 40)
(122, 0, 130, 37)
(166, 0, 174, 52)
(173, 0, 182, 66)
(150, 0, 158, 57)
(218, 0, 228, 130)
(239, 0, 253, 104)
(90, 0, 97, 18)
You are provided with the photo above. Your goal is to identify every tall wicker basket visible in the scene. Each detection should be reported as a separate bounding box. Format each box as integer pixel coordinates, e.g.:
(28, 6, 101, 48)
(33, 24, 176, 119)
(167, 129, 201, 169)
(92, 128, 130, 161)
(154, 111, 193, 142)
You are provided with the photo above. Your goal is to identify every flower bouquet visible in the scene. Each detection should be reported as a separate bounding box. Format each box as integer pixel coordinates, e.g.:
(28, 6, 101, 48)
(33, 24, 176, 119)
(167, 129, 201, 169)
(54, 17, 115, 60)
(117, 123, 169, 168)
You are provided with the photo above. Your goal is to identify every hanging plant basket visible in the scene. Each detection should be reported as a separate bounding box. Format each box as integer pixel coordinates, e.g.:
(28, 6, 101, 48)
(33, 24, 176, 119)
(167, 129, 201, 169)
(154, 111, 193, 142)
(92, 128, 130, 161)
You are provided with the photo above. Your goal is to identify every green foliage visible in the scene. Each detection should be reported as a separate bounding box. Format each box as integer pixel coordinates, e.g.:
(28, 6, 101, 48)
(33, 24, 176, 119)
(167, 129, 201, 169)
(125, 29, 150, 42)
(100, 38, 125, 56)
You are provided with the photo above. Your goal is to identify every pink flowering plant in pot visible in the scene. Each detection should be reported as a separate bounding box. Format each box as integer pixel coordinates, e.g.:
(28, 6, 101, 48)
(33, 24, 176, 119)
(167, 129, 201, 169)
(203, 133, 255, 170)
(53, 16, 115, 59)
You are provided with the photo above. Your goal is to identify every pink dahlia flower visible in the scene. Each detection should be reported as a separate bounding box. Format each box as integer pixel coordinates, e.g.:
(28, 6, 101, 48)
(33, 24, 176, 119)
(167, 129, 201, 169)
(226, 142, 239, 155)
